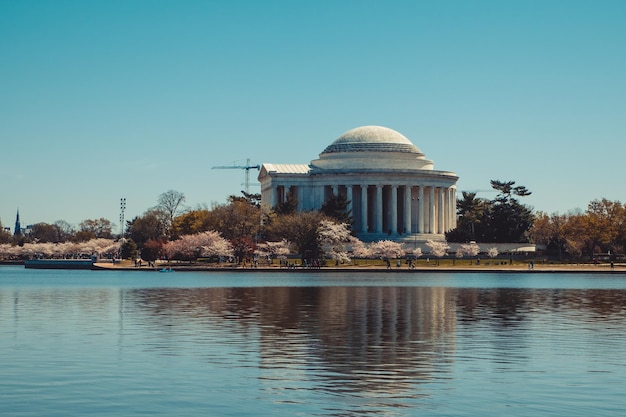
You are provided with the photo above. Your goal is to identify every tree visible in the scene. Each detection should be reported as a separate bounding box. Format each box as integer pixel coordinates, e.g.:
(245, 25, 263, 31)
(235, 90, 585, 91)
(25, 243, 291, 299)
(156, 190, 187, 236)
(30, 223, 62, 243)
(457, 242, 481, 264)
(241, 191, 262, 208)
(275, 188, 298, 215)
(254, 239, 291, 265)
(487, 180, 534, 243)
(264, 211, 326, 263)
(369, 240, 405, 260)
(72, 230, 96, 242)
(170, 209, 212, 239)
(447, 192, 486, 242)
(0, 222, 10, 244)
(141, 239, 164, 262)
(317, 220, 354, 264)
(79, 218, 113, 239)
(530, 212, 569, 260)
(127, 210, 167, 249)
(120, 239, 138, 260)
(490, 180, 532, 202)
(426, 240, 449, 265)
(578, 199, 623, 259)
(209, 196, 262, 262)
(163, 231, 233, 262)
(54, 220, 75, 242)
(320, 192, 353, 225)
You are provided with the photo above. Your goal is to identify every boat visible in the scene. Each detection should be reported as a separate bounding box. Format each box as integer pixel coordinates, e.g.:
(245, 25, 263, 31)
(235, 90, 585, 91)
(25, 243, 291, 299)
(25, 259, 95, 270)
(159, 267, 175, 273)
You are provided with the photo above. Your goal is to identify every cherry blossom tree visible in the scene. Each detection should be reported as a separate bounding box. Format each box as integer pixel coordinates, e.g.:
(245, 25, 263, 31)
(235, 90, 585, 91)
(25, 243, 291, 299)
(0, 238, 119, 260)
(318, 220, 354, 264)
(0, 244, 16, 259)
(458, 242, 481, 264)
(426, 240, 449, 265)
(350, 238, 372, 259)
(404, 246, 423, 258)
(254, 239, 291, 265)
(487, 247, 499, 258)
(369, 240, 405, 260)
(163, 231, 233, 262)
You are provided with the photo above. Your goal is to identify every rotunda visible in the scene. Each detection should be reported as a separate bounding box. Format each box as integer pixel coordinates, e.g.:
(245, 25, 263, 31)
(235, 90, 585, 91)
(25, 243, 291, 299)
(258, 126, 458, 242)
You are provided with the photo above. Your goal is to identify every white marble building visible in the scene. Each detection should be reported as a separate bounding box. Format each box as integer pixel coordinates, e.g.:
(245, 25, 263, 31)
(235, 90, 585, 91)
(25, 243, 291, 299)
(258, 126, 458, 242)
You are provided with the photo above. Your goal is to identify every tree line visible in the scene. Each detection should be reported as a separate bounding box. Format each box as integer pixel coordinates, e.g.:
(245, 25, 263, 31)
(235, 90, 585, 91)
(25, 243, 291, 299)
(450, 180, 626, 260)
(2, 182, 625, 263)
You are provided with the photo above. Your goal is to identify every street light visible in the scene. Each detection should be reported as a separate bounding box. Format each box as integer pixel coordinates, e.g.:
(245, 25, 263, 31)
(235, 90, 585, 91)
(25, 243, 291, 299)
(119, 198, 126, 237)
(118, 198, 126, 262)
(412, 196, 419, 249)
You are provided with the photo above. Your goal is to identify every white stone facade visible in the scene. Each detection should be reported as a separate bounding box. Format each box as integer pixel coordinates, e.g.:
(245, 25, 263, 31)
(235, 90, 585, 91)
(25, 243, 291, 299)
(258, 126, 458, 242)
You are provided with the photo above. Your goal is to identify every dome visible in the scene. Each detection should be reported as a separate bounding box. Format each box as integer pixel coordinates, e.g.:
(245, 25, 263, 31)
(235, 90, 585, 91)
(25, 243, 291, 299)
(311, 125, 434, 171)
(322, 126, 424, 155)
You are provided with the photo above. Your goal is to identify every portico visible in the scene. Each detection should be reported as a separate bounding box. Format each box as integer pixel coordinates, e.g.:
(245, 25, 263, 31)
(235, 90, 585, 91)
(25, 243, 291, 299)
(258, 126, 458, 243)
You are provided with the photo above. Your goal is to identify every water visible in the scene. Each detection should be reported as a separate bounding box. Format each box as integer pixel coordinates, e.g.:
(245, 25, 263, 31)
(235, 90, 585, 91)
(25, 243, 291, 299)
(1, 266, 625, 416)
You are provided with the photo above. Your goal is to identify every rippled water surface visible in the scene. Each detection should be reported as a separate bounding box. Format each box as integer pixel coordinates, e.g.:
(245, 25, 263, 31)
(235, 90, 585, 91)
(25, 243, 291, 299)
(2, 266, 626, 416)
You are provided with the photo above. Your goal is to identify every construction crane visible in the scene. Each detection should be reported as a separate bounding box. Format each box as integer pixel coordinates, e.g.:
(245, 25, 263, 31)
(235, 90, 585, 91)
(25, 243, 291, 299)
(212, 158, 261, 194)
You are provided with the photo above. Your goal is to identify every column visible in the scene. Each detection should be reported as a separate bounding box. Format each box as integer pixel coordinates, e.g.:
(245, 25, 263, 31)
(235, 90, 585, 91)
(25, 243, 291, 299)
(271, 186, 278, 208)
(315, 185, 324, 208)
(451, 187, 457, 229)
(447, 187, 453, 231)
(361, 185, 368, 233)
(376, 185, 383, 233)
(297, 186, 304, 211)
(391, 185, 398, 234)
(332, 184, 338, 196)
(438, 187, 445, 234)
(346, 185, 353, 218)
(418, 187, 423, 233)
(404, 185, 412, 235)
(429, 186, 435, 234)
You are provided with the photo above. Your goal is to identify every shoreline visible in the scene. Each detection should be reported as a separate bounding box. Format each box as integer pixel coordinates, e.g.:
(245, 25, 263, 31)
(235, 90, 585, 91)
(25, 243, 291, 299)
(91, 262, 626, 274)
(3, 260, 624, 274)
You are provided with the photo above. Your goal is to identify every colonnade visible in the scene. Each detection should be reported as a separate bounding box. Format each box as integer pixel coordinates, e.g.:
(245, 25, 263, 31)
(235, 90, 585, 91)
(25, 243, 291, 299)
(271, 183, 456, 237)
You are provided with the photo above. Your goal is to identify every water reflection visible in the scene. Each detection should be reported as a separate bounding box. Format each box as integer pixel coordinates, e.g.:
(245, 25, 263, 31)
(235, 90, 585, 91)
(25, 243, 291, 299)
(121, 285, 626, 415)
(3, 276, 626, 417)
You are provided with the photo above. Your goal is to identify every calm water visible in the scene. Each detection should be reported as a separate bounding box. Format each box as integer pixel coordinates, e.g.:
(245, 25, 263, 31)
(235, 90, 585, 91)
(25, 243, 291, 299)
(1, 266, 625, 416)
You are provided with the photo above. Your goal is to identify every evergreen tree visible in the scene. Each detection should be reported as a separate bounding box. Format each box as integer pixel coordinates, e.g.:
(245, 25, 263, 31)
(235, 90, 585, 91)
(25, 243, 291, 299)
(487, 180, 534, 242)
(320, 192, 353, 225)
(447, 180, 534, 243)
(275, 188, 298, 215)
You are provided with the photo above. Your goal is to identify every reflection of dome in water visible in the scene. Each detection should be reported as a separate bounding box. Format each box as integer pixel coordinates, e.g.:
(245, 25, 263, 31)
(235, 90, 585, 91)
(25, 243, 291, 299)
(322, 126, 424, 156)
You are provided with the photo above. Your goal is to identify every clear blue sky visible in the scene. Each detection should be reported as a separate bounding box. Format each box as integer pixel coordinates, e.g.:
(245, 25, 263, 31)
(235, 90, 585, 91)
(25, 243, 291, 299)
(2, 0, 625, 234)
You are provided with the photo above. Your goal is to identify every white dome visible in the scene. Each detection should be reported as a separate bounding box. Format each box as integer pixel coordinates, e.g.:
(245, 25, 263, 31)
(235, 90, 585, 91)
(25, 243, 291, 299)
(311, 125, 433, 171)
(322, 126, 424, 155)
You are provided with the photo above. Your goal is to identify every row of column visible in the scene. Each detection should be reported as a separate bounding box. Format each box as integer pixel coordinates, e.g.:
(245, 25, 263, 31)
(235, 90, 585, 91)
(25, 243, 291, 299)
(271, 183, 456, 235)
(331, 184, 456, 235)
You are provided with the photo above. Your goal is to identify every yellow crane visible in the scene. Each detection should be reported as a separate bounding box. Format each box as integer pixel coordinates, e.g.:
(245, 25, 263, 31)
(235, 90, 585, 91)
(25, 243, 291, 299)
(212, 158, 260, 194)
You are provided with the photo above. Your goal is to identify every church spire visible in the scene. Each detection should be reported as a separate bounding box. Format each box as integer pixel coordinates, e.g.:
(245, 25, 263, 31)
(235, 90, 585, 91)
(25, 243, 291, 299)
(14, 209, 21, 236)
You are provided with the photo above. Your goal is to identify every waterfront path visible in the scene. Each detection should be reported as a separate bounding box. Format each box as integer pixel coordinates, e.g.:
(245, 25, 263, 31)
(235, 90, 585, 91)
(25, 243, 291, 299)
(93, 260, 625, 274)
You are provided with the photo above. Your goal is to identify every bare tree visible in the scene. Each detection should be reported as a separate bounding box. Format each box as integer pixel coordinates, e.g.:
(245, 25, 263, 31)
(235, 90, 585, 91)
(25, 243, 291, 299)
(156, 190, 187, 235)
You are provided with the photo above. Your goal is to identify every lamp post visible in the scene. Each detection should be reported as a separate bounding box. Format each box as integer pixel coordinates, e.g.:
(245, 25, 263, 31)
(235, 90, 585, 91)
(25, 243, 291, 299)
(412, 196, 419, 249)
(119, 198, 126, 261)
(119, 198, 126, 237)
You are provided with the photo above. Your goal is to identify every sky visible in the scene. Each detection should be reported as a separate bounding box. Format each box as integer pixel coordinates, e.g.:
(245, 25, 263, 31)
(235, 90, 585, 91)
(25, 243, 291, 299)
(1, 0, 625, 234)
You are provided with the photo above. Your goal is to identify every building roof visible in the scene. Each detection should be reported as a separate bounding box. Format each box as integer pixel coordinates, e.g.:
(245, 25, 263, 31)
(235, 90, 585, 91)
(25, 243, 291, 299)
(260, 163, 311, 175)
(321, 126, 424, 155)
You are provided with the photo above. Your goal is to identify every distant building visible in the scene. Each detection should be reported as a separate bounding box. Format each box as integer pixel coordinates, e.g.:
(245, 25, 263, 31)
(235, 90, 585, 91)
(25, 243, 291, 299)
(14, 209, 21, 237)
(258, 126, 458, 243)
